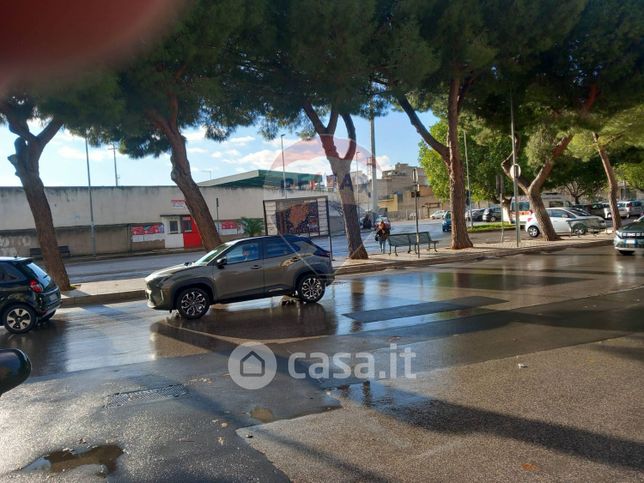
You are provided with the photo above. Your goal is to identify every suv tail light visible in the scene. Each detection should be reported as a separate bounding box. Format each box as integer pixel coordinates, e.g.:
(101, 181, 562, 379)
(29, 279, 43, 293)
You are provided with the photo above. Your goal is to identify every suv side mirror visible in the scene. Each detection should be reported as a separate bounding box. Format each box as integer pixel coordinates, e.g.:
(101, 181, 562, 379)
(216, 257, 227, 269)
(0, 349, 31, 397)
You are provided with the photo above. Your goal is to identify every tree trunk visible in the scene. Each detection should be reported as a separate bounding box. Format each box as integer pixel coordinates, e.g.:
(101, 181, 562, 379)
(4, 118, 71, 291)
(330, 161, 368, 259)
(594, 133, 621, 230)
(147, 106, 222, 250)
(446, 78, 473, 249)
(302, 105, 367, 259)
(168, 135, 222, 250)
(526, 188, 557, 240)
(500, 197, 512, 222)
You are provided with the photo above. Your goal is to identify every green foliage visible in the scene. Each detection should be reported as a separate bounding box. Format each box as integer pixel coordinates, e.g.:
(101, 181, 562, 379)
(419, 117, 532, 203)
(616, 162, 644, 191)
(550, 155, 607, 202)
(240, 217, 264, 237)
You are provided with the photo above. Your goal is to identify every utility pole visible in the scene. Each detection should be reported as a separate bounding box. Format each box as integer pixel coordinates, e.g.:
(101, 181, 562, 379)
(280, 134, 287, 199)
(370, 113, 378, 213)
(108, 144, 119, 186)
(510, 97, 520, 248)
(85, 137, 96, 257)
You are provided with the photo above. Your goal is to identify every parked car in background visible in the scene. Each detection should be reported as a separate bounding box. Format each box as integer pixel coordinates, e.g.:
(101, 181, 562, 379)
(145, 235, 334, 319)
(618, 200, 643, 218)
(573, 203, 606, 218)
(0, 257, 61, 334)
(442, 212, 452, 232)
(465, 208, 485, 221)
(602, 203, 628, 219)
(430, 209, 447, 220)
(613, 219, 644, 255)
(482, 206, 502, 222)
(525, 208, 605, 238)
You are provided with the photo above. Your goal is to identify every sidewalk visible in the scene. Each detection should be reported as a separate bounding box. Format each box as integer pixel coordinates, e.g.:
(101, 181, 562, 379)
(60, 234, 614, 308)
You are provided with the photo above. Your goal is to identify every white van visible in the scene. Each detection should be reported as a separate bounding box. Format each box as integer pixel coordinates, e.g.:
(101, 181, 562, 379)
(509, 194, 572, 224)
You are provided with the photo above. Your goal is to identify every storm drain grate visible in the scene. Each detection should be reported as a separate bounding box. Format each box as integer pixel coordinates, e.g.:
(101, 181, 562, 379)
(105, 384, 188, 409)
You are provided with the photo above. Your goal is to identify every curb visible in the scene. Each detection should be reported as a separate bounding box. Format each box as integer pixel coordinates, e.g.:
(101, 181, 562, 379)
(60, 238, 613, 308)
(61, 289, 145, 308)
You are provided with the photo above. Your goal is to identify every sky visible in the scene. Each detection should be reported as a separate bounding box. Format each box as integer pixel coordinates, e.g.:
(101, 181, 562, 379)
(0, 110, 437, 188)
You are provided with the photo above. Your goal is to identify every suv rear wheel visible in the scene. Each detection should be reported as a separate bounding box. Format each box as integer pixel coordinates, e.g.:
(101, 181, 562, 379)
(296, 274, 325, 303)
(176, 287, 210, 319)
(2, 304, 37, 334)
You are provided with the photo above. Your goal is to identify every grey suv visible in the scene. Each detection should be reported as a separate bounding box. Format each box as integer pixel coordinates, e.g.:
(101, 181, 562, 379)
(145, 235, 334, 319)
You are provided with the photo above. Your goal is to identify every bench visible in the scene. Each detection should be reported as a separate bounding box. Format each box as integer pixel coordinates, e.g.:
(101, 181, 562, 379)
(411, 232, 439, 253)
(388, 234, 412, 256)
(29, 245, 71, 259)
(387, 232, 439, 255)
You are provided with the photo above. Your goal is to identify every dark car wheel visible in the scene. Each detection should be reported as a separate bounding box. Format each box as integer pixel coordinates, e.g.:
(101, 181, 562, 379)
(527, 225, 540, 238)
(176, 287, 210, 319)
(571, 223, 587, 236)
(618, 250, 634, 256)
(297, 274, 325, 303)
(2, 304, 37, 334)
(489, 216, 497, 222)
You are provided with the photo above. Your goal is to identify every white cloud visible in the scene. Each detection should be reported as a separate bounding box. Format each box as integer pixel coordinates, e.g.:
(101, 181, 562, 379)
(187, 147, 207, 154)
(263, 136, 299, 148)
(223, 135, 255, 146)
(376, 155, 393, 172)
(57, 146, 86, 161)
(225, 148, 241, 156)
(211, 151, 224, 159)
(184, 126, 207, 141)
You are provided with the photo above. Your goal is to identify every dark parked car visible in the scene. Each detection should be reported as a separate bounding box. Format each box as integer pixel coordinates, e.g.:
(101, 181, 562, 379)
(145, 235, 335, 319)
(0, 257, 61, 334)
(465, 208, 485, 221)
(573, 203, 605, 218)
(482, 206, 502, 222)
(442, 212, 452, 232)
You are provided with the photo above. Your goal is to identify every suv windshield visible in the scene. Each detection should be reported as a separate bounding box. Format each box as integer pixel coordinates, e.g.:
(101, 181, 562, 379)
(194, 242, 234, 265)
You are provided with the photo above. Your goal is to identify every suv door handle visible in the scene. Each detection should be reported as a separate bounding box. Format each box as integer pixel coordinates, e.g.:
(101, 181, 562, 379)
(250, 265, 262, 270)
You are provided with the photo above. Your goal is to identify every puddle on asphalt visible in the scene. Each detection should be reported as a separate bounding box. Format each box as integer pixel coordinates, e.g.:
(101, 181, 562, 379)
(250, 406, 275, 423)
(21, 444, 124, 477)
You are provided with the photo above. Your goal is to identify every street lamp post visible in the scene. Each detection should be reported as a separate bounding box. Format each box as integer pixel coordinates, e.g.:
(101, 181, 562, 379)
(463, 131, 473, 228)
(280, 134, 287, 199)
(510, 97, 520, 248)
(85, 137, 96, 257)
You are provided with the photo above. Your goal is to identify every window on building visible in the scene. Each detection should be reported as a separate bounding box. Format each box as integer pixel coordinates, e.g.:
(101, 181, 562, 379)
(181, 217, 193, 233)
(169, 220, 179, 234)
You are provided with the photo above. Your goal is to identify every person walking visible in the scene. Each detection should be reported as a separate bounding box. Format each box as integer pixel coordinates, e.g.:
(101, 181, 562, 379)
(375, 220, 390, 254)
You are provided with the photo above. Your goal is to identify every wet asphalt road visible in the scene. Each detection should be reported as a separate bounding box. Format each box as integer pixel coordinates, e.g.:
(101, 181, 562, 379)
(64, 220, 530, 283)
(0, 245, 642, 481)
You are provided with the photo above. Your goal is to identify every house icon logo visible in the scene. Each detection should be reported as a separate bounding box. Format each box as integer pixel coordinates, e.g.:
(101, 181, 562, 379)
(229, 342, 277, 390)
(240, 351, 266, 377)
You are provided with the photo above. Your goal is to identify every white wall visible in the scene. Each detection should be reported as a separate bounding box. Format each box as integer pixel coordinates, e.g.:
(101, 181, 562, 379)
(0, 186, 341, 230)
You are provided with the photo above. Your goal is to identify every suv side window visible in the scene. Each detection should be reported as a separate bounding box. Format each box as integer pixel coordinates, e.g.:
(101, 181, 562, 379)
(264, 238, 298, 258)
(0, 263, 26, 283)
(226, 241, 261, 264)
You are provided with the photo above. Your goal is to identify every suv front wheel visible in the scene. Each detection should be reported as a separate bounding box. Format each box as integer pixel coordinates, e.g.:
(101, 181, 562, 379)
(176, 287, 210, 319)
(296, 274, 325, 303)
